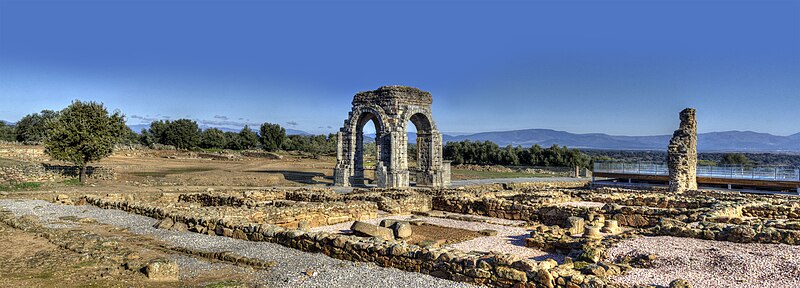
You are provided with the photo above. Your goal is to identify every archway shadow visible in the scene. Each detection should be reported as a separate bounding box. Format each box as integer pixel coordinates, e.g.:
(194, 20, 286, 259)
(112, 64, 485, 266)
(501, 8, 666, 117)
(246, 170, 333, 185)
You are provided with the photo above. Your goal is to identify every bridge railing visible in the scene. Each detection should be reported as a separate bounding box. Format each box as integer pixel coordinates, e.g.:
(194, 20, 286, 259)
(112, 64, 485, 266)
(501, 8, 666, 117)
(593, 161, 800, 182)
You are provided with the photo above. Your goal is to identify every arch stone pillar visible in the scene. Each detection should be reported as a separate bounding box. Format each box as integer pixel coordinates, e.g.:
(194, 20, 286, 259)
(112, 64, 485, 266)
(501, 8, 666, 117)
(334, 86, 451, 188)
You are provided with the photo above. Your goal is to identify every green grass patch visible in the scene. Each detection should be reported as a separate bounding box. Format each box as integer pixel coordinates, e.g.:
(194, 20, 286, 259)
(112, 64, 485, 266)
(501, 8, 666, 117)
(0, 181, 43, 191)
(131, 167, 216, 178)
(451, 169, 555, 180)
(62, 178, 82, 186)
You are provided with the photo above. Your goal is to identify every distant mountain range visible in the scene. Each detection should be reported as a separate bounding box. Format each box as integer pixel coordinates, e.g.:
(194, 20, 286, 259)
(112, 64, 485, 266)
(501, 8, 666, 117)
(439, 129, 800, 153)
(127, 124, 309, 136)
(363, 129, 800, 153)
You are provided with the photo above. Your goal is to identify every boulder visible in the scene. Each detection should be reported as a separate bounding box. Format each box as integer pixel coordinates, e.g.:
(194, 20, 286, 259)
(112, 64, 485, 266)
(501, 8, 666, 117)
(392, 222, 413, 239)
(144, 259, 179, 281)
(351, 221, 394, 240)
(669, 279, 693, 288)
(154, 218, 174, 230)
(380, 219, 407, 228)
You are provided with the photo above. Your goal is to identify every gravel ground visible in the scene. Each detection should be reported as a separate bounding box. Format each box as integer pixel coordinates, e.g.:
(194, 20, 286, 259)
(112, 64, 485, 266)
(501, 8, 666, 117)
(607, 236, 800, 288)
(0, 199, 477, 288)
(310, 213, 561, 261)
(557, 201, 605, 208)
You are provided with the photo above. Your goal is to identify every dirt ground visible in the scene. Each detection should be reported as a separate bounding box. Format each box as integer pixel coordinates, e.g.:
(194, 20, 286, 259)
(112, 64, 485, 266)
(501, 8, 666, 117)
(404, 223, 485, 247)
(0, 212, 258, 288)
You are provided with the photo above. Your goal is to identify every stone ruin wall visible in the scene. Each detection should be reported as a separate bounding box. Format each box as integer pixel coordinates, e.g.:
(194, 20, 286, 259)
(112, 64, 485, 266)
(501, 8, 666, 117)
(668, 108, 698, 192)
(81, 194, 614, 288)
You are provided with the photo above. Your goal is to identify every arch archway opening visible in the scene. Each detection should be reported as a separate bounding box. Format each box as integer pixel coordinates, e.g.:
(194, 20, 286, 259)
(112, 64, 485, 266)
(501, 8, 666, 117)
(407, 113, 434, 186)
(353, 112, 383, 187)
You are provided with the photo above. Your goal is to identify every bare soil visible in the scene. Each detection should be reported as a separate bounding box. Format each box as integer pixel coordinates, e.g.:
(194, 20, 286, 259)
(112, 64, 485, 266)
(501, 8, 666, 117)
(0, 215, 257, 288)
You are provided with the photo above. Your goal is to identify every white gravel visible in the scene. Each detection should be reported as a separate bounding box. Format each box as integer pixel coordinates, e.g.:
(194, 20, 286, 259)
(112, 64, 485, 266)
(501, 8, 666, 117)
(0, 199, 477, 288)
(557, 201, 606, 208)
(607, 236, 800, 288)
(311, 213, 561, 261)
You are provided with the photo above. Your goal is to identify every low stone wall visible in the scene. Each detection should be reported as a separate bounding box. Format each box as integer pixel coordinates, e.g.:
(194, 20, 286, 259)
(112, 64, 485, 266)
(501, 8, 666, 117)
(742, 204, 800, 220)
(177, 190, 286, 207)
(432, 195, 540, 221)
(344, 189, 432, 214)
(653, 220, 800, 245)
(81, 195, 616, 288)
(285, 189, 341, 202)
(105, 193, 376, 229)
(0, 163, 115, 184)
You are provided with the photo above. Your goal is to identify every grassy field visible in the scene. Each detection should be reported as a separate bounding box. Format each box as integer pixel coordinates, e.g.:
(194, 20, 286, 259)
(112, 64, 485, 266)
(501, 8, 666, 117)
(450, 169, 556, 180)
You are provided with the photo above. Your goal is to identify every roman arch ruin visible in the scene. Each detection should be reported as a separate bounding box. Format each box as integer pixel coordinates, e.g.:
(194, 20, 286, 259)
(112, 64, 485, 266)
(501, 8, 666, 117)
(334, 86, 451, 188)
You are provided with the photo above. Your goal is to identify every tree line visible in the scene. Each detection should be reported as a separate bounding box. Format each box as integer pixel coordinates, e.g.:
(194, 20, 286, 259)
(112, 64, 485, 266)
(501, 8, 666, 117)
(443, 140, 591, 168)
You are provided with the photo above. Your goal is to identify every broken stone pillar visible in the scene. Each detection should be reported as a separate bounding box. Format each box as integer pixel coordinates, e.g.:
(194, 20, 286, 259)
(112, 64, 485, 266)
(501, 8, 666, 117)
(668, 108, 698, 192)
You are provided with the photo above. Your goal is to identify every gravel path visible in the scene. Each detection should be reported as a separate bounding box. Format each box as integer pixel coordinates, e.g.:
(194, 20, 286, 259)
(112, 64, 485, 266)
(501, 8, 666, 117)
(0, 199, 477, 288)
(607, 236, 800, 288)
(310, 213, 560, 261)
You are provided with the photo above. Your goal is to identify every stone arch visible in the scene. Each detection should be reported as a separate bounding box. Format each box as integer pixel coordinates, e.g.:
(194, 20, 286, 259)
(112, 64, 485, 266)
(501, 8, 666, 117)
(334, 86, 450, 188)
(348, 108, 391, 186)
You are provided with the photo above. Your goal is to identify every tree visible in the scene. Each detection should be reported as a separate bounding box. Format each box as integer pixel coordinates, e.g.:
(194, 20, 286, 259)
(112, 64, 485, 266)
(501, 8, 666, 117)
(200, 128, 227, 149)
(721, 153, 751, 166)
(239, 125, 260, 150)
(224, 131, 243, 150)
(144, 119, 200, 149)
(44, 101, 126, 183)
(0, 121, 15, 142)
(15, 109, 60, 143)
(259, 123, 285, 152)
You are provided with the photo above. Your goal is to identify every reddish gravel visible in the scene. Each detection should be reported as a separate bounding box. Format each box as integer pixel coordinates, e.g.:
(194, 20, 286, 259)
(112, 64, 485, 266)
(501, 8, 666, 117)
(607, 236, 800, 288)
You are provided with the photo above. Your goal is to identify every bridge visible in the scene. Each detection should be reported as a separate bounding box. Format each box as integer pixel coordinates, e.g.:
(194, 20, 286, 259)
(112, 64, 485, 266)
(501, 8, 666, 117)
(592, 161, 800, 193)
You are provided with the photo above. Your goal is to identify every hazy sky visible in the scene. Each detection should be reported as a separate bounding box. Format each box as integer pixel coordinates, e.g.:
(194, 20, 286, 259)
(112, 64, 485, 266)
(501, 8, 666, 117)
(1, 0, 798, 136)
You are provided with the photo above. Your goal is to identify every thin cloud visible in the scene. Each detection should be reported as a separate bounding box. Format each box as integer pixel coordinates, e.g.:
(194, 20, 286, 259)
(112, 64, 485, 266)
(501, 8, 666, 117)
(214, 115, 229, 120)
(286, 121, 298, 126)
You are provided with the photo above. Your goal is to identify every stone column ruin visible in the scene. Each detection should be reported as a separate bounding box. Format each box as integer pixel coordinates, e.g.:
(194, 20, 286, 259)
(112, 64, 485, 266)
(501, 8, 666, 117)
(668, 108, 698, 192)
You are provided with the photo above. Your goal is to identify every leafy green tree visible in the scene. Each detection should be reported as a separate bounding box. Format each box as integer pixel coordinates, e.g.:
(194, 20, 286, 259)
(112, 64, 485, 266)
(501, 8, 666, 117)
(144, 119, 200, 149)
(0, 121, 15, 142)
(15, 109, 60, 143)
(239, 125, 260, 150)
(224, 131, 243, 150)
(259, 123, 285, 152)
(44, 101, 126, 183)
(200, 128, 227, 149)
(443, 140, 589, 168)
(118, 125, 139, 145)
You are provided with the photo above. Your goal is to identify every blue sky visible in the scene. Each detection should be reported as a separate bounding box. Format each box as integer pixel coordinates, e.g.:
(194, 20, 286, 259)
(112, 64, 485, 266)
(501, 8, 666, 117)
(1, 0, 798, 136)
